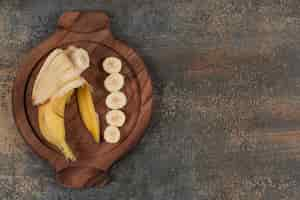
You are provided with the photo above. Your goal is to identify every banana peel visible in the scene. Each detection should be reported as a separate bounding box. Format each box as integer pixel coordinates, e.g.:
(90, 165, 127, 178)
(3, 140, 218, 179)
(38, 91, 76, 161)
(52, 90, 74, 117)
(77, 84, 100, 143)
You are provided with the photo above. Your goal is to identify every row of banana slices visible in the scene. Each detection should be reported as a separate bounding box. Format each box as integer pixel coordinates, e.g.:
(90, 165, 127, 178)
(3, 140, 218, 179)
(102, 57, 127, 144)
(32, 46, 127, 161)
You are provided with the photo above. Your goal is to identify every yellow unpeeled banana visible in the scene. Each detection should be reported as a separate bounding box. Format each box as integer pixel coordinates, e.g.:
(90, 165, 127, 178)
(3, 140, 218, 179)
(38, 91, 76, 161)
(77, 84, 100, 143)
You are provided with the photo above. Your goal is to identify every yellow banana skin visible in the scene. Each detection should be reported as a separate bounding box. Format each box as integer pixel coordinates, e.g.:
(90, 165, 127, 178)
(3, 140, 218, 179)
(38, 91, 76, 161)
(51, 90, 74, 117)
(77, 84, 100, 143)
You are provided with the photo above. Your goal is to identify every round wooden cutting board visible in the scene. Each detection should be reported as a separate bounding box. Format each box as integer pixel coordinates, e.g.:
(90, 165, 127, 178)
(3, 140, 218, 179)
(12, 11, 153, 188)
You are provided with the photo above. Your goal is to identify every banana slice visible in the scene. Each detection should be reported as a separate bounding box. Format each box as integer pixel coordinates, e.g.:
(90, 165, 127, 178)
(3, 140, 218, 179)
(104, 73, 125, 92)
(102, 57, 122, 74)
(105, 91, 127, 109)
(106, 110, 126, 127)
(104, 126, 121, 143)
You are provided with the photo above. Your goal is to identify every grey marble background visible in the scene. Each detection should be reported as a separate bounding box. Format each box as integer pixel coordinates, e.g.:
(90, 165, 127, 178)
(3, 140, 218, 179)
(1, 0, 300, 199)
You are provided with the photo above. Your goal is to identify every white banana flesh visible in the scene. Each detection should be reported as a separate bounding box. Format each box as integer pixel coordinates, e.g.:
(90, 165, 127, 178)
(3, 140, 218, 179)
(106, 110, 126, 127)
(104, 126, 121, 143)
(65, 46, 90, 72)
(102, 57, 122, 74)
(105, 91, 127, 110)
(32, 46, 90, 106)
(104, 73, 124, 92)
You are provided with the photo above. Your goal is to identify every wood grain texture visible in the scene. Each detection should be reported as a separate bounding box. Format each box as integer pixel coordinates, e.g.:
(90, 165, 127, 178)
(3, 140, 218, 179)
(12, 11, 153, 188)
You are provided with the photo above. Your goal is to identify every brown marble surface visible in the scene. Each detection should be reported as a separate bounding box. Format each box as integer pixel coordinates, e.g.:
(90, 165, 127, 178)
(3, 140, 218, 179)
(2, 0, 300, 199)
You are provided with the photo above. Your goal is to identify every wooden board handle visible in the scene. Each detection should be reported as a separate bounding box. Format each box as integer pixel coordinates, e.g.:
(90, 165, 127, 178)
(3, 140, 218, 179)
(57, 167, 110, 188)
(58, 11, 110, 33)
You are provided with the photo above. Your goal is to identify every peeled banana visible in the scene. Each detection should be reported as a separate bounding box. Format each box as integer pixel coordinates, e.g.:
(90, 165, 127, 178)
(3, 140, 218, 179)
(38, 92, 76, 161)
(33, 46, 95, 160)
(77, 84, 100, 143)
(33, 49, 72, 105)
(32, 47, 90, 106)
